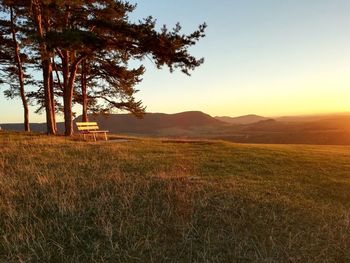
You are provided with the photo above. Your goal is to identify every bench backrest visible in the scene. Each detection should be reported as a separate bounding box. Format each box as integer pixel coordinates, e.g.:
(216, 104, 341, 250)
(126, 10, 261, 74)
(76, 122, 100, 131)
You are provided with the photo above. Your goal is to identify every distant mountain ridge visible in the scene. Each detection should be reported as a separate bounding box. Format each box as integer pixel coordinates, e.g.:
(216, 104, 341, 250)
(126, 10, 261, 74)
(215, 114, 270, 124)
(2, 111, 350, 145)
(77, 111, 226, 134)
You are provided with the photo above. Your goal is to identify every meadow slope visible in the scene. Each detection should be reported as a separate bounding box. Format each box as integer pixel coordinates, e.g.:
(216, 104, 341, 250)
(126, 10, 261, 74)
(1, 131, 350, 262)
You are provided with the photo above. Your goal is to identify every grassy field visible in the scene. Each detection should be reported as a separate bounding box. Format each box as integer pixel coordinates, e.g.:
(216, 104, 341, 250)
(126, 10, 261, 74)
(1, 131, 350, 262)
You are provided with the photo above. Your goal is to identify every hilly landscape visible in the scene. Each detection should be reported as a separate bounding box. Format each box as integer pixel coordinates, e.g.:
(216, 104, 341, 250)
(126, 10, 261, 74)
(79, 111, 226, 135)
(1, 1, 350, 262)
(213, 116, 350, 145)
(2, 111, 350, 145)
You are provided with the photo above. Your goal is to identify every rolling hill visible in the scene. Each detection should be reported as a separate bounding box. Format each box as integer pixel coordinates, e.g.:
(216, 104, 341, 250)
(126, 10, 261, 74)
(215, 114, 270, 124)
(75, 111, 227, 135)
(213, 116, 350, 145)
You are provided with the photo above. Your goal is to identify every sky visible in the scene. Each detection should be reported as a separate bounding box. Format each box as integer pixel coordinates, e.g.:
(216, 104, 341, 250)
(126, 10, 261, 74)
(1, 0, 350, 123)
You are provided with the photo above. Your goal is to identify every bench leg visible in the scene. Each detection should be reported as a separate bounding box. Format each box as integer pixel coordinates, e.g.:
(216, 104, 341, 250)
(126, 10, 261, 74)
(93, 133, 96, 142)
(104, 132, 108, 141)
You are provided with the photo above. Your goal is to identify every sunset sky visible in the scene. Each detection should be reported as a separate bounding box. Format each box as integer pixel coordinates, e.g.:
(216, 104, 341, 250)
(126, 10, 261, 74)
(1, 0, 350, 123)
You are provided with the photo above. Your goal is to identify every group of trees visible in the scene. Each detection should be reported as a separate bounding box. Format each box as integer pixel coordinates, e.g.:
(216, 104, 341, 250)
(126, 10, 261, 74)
(0, 0, 206, 136)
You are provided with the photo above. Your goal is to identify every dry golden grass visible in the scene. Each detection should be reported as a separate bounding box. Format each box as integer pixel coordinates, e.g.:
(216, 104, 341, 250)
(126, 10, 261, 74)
(1, 131, 350, 262)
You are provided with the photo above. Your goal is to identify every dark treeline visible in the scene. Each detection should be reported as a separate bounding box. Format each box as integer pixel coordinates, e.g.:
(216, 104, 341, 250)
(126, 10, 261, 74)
(0, 0, 205, 136)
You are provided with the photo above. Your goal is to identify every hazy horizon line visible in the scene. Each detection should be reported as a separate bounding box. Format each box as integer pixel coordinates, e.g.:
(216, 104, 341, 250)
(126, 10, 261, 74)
(1, 110, 350, 125)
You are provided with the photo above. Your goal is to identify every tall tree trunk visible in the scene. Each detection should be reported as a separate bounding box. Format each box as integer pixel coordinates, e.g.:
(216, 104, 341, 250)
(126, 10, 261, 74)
(62, 51, 70, 136)
(62, 51, 81, 136)
(42, 55, 56, 135)
(49, 69, 57, 133)
(81, 59, 88, 122)
(10, 6, 30, 132)
(64, 87, 74, 136)
(31, 0, 56, 135)
(64, 65, 80, 136)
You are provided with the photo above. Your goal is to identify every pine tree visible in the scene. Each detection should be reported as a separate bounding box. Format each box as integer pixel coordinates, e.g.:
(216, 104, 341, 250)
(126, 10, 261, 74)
(30, 0, 57, 134)
(0, 2, 31, 131)
(43, 0, 206, 136)
(0, 0, 206, 136)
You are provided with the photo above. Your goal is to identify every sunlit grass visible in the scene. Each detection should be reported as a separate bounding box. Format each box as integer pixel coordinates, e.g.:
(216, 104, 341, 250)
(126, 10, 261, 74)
(1, 131, 350, 262)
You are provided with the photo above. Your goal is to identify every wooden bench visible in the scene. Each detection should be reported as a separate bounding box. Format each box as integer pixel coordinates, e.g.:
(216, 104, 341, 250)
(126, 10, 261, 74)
(76, 122, 109, 141)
